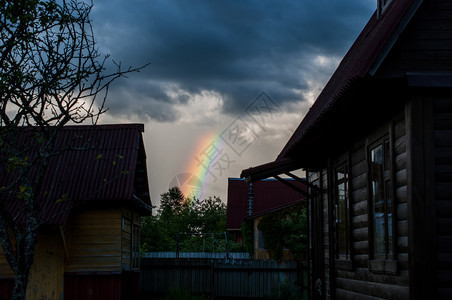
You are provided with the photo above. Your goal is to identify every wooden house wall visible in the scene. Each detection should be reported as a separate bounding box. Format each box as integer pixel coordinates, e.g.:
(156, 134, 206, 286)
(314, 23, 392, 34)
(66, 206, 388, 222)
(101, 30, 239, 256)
(335, 113, 409, 299)
(0, 245, 15, 278)
(308, 111, 410, 299)
(121, 207, 141, 271)
(376, 0, 452, 297)
(66, 208, 122, 273)
(122, 216, 132, 270)
(0, 228, 65, 300)
(434, 94, 452, 298)
(377, 0, 452, 78)
(27, 228, 65, 300)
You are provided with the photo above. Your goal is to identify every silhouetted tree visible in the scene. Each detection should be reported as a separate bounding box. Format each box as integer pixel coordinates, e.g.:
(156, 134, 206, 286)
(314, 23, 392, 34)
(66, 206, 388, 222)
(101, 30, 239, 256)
(0, 0, 145, 298)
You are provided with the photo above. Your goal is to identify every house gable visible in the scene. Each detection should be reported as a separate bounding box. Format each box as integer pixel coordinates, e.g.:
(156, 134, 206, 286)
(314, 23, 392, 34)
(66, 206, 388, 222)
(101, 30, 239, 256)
(376, 0, 452, 78)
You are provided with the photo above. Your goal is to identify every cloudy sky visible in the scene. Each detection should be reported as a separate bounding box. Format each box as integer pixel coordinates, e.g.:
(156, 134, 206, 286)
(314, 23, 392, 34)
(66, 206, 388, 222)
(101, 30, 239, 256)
(90, 0, 376, 207)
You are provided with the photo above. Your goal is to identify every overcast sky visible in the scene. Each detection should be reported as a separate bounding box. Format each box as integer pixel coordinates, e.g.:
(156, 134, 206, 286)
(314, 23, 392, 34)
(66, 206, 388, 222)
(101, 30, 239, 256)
(91, 0, 376, 207)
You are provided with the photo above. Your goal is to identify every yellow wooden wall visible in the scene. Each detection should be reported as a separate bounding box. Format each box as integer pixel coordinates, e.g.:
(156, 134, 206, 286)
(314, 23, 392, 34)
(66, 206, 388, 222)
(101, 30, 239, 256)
(26, 228, 64, 300)
(66, 208, 122, 273)
(0, 207, 142, 298)
(0, 228, 65, 300)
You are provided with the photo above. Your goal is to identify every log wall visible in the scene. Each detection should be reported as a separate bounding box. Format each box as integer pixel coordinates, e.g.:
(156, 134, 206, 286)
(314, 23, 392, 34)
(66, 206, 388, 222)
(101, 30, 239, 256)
(434, 95, 452, 298)
(377, 1, 452, 78)
(308, 112, 409, 299)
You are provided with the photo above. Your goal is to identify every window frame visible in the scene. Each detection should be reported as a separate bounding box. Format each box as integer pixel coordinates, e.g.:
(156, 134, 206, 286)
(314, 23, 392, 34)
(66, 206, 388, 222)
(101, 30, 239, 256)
(122, 216, 141, 271)
(333, 161, 351, 261)
(367, 129, 397, 274)
(131, 223, 140, 270)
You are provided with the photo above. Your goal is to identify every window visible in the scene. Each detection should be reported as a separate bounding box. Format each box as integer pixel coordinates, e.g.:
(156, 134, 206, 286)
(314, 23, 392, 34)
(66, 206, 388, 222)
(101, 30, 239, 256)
(334, 164, 350, 260)
(370, 139, 393, 259)
(131, 224, 140, 269)
(122, 216, 140, 270)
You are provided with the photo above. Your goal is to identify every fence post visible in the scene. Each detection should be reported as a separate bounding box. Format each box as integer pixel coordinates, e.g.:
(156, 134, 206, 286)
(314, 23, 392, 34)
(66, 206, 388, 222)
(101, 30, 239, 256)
(210, 260, 215, 299)
(297, 260, 302, 299)
(176, 234, 180, 258)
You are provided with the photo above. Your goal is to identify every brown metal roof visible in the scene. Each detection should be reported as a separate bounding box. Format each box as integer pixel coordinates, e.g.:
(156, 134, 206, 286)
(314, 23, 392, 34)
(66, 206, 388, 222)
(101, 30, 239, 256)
(1, 124, 151, 225)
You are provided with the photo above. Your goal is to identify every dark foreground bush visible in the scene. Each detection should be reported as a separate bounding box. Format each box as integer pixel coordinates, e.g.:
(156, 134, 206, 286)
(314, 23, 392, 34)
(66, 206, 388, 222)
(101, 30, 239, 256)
(163, 288, 208, 300)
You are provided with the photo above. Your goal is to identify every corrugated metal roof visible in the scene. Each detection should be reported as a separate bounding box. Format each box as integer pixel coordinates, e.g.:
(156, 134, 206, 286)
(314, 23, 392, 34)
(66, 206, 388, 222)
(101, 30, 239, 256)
(1, 124, 151, 224)
(226, 178, 306, 230)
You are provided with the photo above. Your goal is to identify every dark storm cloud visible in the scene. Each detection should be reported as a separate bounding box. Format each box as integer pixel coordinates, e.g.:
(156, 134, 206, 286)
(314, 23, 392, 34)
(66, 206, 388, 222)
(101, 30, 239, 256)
(92, 0, 375, 121)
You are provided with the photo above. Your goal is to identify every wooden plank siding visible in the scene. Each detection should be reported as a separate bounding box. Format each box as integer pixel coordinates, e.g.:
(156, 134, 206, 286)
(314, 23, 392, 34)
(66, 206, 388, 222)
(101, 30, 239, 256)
(66, 208, 122, 273)
(121, 207, 141, 271)
(121, 217, 132, 270)
(27, 228, 65, 300)
(377, 1, 452, 78)
(434, 95, 452, 299)
(0, 228, 65, 300)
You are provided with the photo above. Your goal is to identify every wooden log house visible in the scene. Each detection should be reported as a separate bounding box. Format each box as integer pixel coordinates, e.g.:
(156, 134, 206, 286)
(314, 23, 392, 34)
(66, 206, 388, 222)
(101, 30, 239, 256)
(241, 0, 452, 299)
(0, 124, 152, 300)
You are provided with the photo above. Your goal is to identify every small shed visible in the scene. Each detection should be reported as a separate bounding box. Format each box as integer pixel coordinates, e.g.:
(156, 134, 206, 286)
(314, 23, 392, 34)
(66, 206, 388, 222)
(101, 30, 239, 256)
(242, 0, 452, 299)
(0, 124, 152, 300)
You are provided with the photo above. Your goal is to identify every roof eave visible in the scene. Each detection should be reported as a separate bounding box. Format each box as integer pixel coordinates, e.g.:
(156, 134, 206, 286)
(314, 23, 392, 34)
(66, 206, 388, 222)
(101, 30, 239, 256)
(240, 157, 303, 183)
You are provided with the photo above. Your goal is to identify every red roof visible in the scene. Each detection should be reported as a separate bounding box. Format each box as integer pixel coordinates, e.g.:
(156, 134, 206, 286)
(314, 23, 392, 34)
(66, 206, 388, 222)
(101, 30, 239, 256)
(278, 0, 420, 160)
(1, 124, 151, 224)
(226, 178, 306, 230)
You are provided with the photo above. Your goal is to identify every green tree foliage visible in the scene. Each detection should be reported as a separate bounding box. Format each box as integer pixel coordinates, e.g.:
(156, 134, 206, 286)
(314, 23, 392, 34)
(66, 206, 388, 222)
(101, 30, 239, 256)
(240, 220, 254, 257)
(141, 187, 240, 253)
(257, 204, 307, 260)
(282, 207, 307, 261)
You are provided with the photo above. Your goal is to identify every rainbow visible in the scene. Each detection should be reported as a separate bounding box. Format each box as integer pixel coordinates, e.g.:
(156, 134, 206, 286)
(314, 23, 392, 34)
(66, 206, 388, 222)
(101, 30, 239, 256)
(179, 131, 225, 201)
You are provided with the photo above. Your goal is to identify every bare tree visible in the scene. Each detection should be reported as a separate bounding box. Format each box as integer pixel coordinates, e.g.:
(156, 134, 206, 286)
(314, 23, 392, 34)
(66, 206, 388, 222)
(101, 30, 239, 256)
(0, 0, 146, 298)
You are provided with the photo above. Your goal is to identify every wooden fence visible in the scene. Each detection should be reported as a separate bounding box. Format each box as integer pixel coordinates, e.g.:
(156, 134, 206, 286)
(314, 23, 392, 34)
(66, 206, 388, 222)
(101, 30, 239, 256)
(142, 252, 251, 259)
(140, 258, 306, 299)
